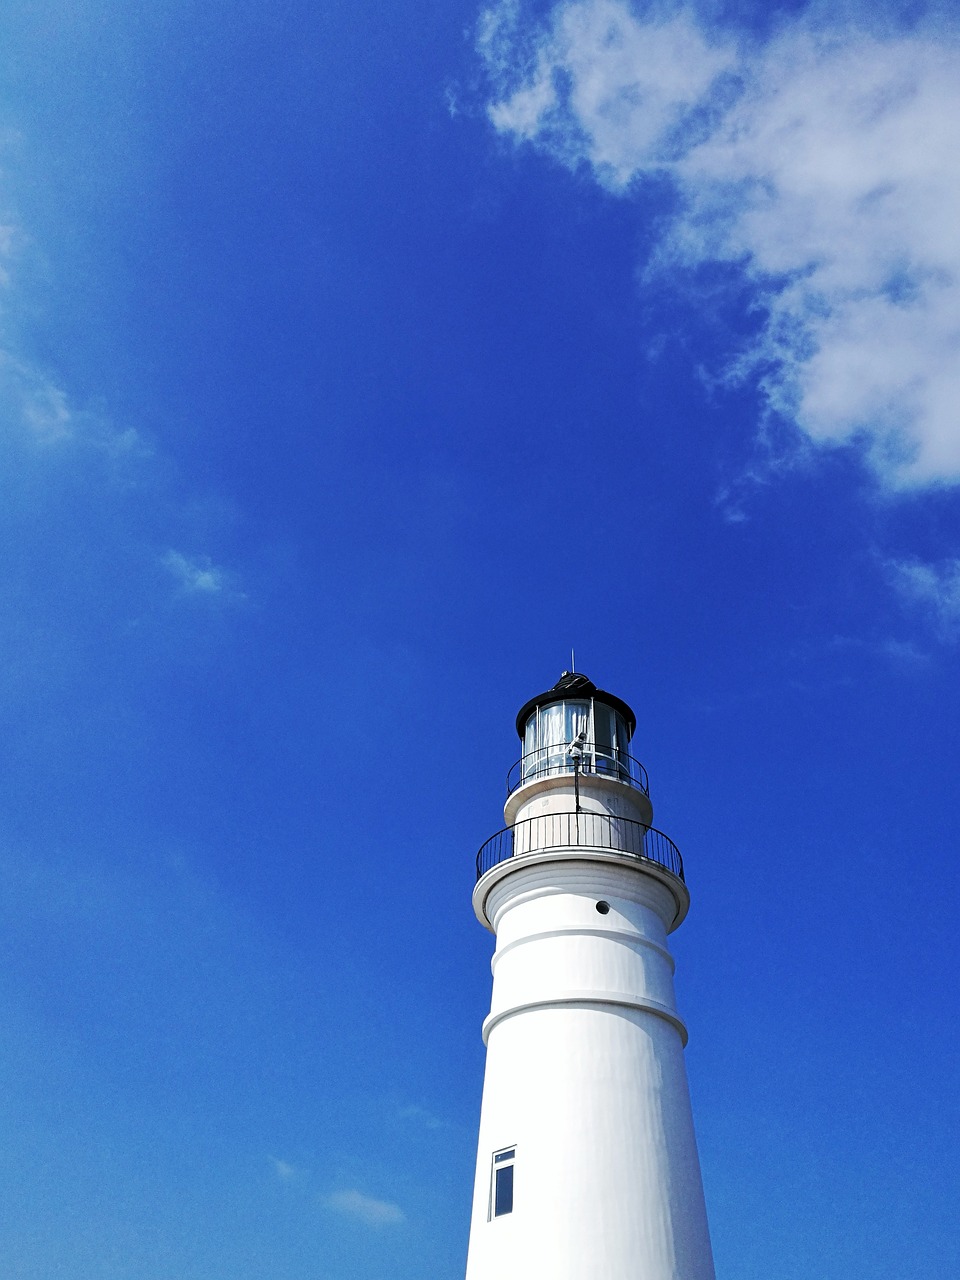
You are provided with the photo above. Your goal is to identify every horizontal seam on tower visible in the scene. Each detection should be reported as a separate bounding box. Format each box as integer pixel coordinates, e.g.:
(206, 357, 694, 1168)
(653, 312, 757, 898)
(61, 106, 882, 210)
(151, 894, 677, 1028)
(491, 928, 676, 972)
(482, 993, 689, 1047)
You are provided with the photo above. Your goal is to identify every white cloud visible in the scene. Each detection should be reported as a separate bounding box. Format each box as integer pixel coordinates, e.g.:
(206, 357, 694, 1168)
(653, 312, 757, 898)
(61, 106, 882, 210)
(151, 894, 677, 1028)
(0, 223, 147, 460)
(268, 1155, 300, 1180)
(1, 354, 72, 443)
(161, 550, 244, 602)
(0, 349, 147, 461)
(482, 1, 734, 184)
(479, 2, 960, 489)
(887, 556, 960, 639)
(0, 217, 71, 444)
(0, 156, 248, 694)
(0, 223, 16, 286)
(325, 1189, 406, 1227)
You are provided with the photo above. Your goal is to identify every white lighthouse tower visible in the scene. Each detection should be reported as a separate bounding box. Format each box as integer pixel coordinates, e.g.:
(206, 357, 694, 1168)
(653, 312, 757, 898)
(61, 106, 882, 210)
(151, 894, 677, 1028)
(464, 672, 715, 1280)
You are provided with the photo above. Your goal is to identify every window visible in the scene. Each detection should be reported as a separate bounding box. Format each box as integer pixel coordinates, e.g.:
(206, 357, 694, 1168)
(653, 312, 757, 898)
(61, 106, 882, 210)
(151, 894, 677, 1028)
(522, 702, 590, 780)
(593, 702, 616, 775)
(490, 1147, 516, 1218)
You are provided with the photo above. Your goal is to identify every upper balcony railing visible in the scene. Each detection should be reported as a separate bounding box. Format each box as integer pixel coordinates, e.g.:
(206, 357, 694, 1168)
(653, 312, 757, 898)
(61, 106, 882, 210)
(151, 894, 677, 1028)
(476, 810, 683, 883)
(506, 742, 649, 797)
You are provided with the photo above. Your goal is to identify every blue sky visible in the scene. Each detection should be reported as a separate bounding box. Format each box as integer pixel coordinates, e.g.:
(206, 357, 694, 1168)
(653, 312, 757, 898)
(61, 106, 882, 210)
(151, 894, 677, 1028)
(1, 1, 959, 1276)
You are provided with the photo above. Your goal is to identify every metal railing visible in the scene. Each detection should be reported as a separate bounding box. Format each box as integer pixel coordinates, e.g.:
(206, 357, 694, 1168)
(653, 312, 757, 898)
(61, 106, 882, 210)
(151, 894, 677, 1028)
(506, 743, 649, 797)
(476, 811, 684, 882)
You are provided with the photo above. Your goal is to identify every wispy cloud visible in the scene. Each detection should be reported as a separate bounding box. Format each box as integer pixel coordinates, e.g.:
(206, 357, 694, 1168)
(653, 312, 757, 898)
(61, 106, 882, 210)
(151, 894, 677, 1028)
(397, 1103, 447, 1131)
(0, 221, 145, 460)
(268, 1155, 301, 1181)
(479, 2, 960, 490)
(161, 550, 245, 603)
(0, 188, 241, 635)
(793, 631, 930, 668)
(0, 355, 148, 462)
(3, 356, 72, 443)
(886, 556, 960, 640)
(324, 1189, 406, 1228)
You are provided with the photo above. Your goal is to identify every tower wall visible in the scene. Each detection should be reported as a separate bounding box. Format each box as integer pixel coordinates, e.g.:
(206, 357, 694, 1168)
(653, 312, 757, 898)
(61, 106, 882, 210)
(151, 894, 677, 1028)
(506, 773, 653, 830)
(465, 858, 714, 1280)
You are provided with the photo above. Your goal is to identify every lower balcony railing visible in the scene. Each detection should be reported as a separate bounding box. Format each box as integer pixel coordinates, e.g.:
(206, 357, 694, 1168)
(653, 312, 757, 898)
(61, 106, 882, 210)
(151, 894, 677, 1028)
(476, 811, 684, 883)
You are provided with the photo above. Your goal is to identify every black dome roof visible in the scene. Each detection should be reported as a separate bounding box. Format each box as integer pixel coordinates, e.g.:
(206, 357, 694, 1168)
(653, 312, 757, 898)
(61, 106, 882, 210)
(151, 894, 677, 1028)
(515, 672, 637, 739)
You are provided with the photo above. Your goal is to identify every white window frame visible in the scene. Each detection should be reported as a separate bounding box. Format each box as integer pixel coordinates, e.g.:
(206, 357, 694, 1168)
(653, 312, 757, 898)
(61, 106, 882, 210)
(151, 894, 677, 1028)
(489, 1146, 516, 1220)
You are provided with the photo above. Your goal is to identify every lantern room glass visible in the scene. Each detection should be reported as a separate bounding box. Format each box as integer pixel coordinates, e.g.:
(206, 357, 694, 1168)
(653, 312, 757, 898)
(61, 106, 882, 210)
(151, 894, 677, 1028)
(521, 699, 634, 784)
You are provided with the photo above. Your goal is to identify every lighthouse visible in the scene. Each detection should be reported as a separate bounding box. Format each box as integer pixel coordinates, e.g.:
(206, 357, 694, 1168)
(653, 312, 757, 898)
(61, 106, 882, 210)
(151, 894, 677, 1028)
(464, 672, 715, 1280)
